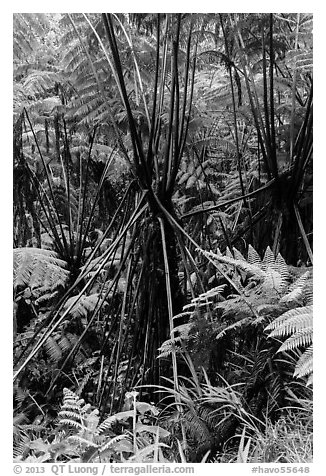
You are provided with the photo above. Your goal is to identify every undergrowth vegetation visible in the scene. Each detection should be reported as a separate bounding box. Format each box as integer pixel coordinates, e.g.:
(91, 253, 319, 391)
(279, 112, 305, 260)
(13, 13, 312, 463)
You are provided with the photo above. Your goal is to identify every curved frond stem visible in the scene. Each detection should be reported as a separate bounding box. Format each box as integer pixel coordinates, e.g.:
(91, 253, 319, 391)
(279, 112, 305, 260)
(220, 14, 248, 209)
(230, 15, 272, 179)
(153, 194, 252, 303)
(81, 14, 123, 106)
(24, 163, 66, 256)
(68, 14, 134, 173)
(153, 15, 169, 161)
(49, 231, 138, 396)
(114, 264, 134, 391)
(13, 196, 148, 381)
(160, 15, 177, 195)
(261, 27, 271, 151)
(146, 14, 160, 178)
(46, 293, 104, 395)
(178, 16, 193, 150)
(158, 216, 187, 449)
(23, 108, 69, 256)
(111, 13, 151, 129)
(76, 127, 97, 262)
(293, 203, 313, 264)
(181, 178, 275, 219)
(82, 180, 137, 270)
(167, 39, 198, 196)
(157, 216, 179, 393)
(269, 14, 278, 179)
(78, 146, 118, 258)
(290, 13, 301, 161)
(102, 13, 152, 189)
(58, 135, 74, 258)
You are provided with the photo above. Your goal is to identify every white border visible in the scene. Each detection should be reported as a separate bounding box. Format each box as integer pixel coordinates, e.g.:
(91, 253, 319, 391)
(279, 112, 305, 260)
(3, 4, 324, 473)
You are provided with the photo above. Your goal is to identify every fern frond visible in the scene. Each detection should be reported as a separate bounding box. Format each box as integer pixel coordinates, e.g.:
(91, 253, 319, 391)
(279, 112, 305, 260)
(59, 419, 85, 431)
(294, 345, 313, 380)
(191, 284, 226, 303)
(199, 248, 265, 280)
(157, 338, 184, 359)
(63, 294, 102, 319)
(99, 434, 132, 454)
(23, 71, 60, 98)
(97, 411, 134, 434)
(261, 246, 276, 271)
(232, 247, 246, 261)
(280, 271, 311, 304)
(44, 336, 63, 362)
(181, 407, 213, 455)
(14, 248, 70, 291)
(266, 305, 313, 384)
(277, 327, 313, 353)
(13, 14, 48, 61)
(266, 305, 312, 337)
(171, 323, 194, 338)
(215, 316, 251, 341)
(261, 267, 288, 294)
(274, 253, 290, 280)
(247, 244, 262, 267)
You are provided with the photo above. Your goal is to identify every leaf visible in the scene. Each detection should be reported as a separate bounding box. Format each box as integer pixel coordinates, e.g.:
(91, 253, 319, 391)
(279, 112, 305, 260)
(247, 244, 262, 267)
(136, 402, 159, 416)
(97, 411, 134, 433)
(63, 294, 102, 319)
(186, 175, 197, 189)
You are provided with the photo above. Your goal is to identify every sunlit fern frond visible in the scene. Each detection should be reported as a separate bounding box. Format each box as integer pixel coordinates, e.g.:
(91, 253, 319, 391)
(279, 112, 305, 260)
(199, 246, 290, 294)
(280, 270, 312, 305)
(265, 305, 313, 384)
(157, 337, 184, 359)
(265, 305, 313, 338)
(44, 336, 63, 363)
(22, 71, 61, 99)
(199, 248, 265, 280)
(216, 317, 255, 342)
(277, 327, 312, 353)
(41, 331, 87, 365)
(39, 177, 79, 226)
(261, 266, 288, 295)
(190, 284, 226, 304)
(247, 244, 262, 267)
(14, 248, 70, 303)
(58, 388, 99, 433)
(63, 294, 103, 320)
(97, 410, 135, 435)
(13, 14, 48, 61)
(294, 345, 313, 380)
(260, 246, 276, 271)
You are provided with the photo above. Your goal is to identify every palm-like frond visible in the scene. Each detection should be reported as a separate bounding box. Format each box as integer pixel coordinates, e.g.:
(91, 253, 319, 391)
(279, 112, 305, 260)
(14, 247, 70, 305)
(13, 14, 48, 61)
(265, 305, 313, 384)
(294, 345, 313, 379)
(63, 294, 103, 320)
(266, 305, 312, 337)
(200, 245, 290, 294)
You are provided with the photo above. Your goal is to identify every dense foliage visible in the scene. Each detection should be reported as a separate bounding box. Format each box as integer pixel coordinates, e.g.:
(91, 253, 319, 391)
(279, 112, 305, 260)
(13, 13, 313, 463)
